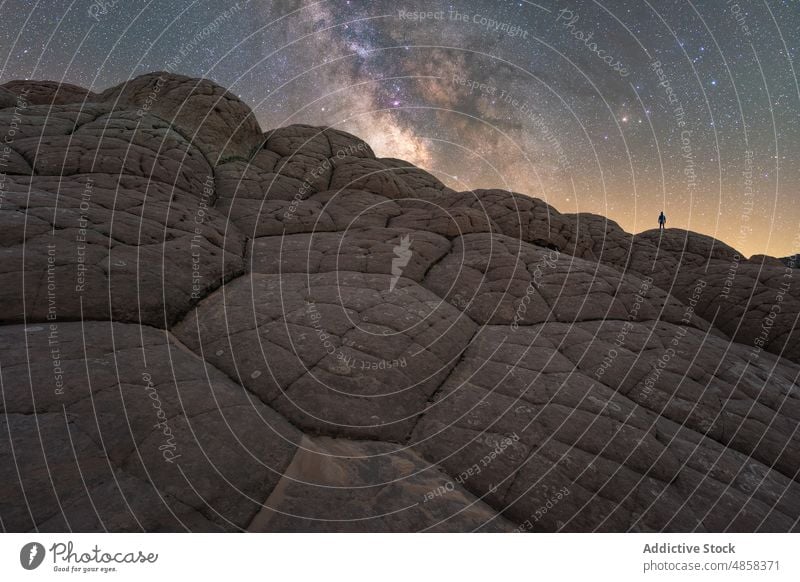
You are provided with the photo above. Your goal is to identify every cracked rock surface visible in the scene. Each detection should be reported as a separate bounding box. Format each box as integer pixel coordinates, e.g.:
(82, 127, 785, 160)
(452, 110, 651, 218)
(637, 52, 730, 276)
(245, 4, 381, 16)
(1, 73, 799, 532)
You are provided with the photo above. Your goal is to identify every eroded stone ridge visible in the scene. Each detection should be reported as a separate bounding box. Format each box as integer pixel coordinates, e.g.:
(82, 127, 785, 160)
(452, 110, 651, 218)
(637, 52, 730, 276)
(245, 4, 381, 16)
(1, 73, 798, 532)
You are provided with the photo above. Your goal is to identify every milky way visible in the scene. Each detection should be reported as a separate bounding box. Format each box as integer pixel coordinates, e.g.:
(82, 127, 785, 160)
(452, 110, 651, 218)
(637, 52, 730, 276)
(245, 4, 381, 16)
(2, 0, 798, 257)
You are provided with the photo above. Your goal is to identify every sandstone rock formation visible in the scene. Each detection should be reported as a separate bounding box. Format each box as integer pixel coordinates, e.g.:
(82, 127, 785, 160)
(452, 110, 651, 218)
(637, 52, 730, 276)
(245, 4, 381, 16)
(1, 73, 798, 532)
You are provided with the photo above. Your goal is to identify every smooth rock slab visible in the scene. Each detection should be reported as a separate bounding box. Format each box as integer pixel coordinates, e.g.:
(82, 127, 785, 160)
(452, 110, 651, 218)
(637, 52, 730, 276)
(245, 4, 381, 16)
(0, 322, 300, 532)
(174, 272, 477, 441)
(411, 323, 800, 531)
(423, 233, 703, 329)
(248, 435, 514, 532)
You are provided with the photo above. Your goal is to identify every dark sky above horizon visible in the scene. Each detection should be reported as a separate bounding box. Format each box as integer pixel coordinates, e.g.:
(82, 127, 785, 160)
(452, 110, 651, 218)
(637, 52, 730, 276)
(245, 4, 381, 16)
(1, 0, 798, 257)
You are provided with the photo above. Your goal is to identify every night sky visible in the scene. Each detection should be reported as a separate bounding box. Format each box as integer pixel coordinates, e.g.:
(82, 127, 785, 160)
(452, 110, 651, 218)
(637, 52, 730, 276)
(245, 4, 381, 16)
(1, 0, 798, 257)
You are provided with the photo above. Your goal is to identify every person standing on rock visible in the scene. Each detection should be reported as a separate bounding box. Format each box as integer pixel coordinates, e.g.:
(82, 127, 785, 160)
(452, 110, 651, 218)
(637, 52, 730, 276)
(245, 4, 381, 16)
(658, 211, 667, 231)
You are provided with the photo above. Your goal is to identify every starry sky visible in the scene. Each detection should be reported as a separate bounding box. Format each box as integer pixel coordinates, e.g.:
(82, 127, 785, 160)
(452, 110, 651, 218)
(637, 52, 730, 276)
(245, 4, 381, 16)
(1, 0, 798, 257)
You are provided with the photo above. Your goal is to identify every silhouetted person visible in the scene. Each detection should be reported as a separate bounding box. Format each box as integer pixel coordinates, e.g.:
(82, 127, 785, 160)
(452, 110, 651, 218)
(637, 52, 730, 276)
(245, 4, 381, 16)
(658, 211, 666, 231)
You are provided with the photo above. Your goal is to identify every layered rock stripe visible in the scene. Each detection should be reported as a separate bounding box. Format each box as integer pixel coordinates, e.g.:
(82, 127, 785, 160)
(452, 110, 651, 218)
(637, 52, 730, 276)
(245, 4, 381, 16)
(1, 73, 798, 532)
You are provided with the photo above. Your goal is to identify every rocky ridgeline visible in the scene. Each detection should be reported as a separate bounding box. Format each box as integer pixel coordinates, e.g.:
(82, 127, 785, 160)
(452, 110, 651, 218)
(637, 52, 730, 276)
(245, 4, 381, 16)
(1, 73, 799, 532)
